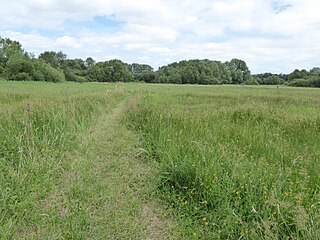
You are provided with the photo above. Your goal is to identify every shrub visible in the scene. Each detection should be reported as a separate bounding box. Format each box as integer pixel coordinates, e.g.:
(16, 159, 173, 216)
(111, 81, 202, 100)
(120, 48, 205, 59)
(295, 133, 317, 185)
(244, 78, 259, 85)
(287, 79, 312, 87)
(263, 75, 285, 85)
(43, 65, 65, 82)
(13, 72, 32, 81)
(32, 70, 45, 81)
(287, 77, 320, 88)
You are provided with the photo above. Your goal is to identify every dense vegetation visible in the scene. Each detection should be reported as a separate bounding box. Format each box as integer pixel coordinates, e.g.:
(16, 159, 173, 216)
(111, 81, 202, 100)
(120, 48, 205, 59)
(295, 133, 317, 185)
(126, 85, 320, 239)
(253, 69, 320, 87)
(1, 36, 320, 87)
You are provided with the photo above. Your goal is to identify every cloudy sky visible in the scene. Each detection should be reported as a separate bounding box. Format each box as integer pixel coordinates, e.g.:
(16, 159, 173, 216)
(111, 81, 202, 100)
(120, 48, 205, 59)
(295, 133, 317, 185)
(0, 0, 319, 73)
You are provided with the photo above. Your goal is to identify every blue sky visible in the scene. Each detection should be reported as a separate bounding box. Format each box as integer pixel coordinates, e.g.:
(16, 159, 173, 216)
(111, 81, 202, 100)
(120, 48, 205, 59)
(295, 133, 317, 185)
(0, 0, 320, 73)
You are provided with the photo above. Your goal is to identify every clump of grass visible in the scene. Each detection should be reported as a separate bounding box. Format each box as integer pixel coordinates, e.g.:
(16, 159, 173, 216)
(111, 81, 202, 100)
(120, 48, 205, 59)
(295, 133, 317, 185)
(126, 88, 320, 239)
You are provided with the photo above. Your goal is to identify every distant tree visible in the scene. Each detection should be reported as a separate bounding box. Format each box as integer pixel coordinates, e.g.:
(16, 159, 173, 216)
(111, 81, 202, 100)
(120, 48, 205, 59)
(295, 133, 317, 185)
(39, 51, 67, 68)
(288, 69, 307, 81)
(244, 78, 259, 85)
(155, 59, 249, 85)
(310, 67, 320, 76)
(108, 59, 134, 82)
(85, 57, 96, 68)
(87, 63, 109, 82)
(61, 58, 88, 82)
(0, 37, 25, 63)
(131, 63, 154, 82)
(5, 55, 34, 80)
(263, 75, 285, 85)
(0, 37, 26, 78)
(131, 63, 153, 74)
(253, 76, 263, 84)
(86, 59, 134, 82)
(226, 59, 251, 84)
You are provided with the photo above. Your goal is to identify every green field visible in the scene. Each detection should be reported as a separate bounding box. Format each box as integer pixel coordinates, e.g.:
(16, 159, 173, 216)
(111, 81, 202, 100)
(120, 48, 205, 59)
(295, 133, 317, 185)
(1, 80, 320, 239)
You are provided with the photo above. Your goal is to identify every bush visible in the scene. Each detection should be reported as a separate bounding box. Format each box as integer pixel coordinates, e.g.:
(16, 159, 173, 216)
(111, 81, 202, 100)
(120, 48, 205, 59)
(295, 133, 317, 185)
(13, 72, 32, 81)
(31, 59, 65, 82)
(287, 79, 312, 87)
(287, 77, 320, 88)
(44, 66, 65, 82)
(5, 57, 35, 80)
(0, 65, 4, 76)
(263, 75, 285, 85)
(309, 76, 320, 87)
(244, 78, 259, 85)
(32, 70, 45, 81)
(63, 67, 87, 82)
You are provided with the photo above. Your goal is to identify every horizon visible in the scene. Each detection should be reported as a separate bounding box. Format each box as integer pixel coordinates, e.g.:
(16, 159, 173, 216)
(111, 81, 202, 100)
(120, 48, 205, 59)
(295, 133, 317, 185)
(1, 0, 320, 74)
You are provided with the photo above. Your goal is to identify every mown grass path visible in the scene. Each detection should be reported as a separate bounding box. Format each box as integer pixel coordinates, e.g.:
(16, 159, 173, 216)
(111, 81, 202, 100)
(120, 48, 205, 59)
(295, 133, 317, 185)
(62, 96, 178, 239)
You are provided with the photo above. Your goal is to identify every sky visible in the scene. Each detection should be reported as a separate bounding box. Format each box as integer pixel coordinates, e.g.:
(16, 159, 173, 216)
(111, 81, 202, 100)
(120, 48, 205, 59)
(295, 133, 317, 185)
(0, 0, 320, 73)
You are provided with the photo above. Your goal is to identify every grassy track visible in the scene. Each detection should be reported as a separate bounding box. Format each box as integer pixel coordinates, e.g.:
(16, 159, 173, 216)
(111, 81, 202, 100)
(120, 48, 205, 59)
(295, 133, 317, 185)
(63, 96, 178, 239)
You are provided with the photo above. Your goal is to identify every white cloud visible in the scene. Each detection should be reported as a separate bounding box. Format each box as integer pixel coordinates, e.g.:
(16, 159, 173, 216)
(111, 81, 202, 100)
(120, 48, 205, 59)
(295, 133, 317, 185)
(0, 0, 320, 73)
(55, 36, 81, 49)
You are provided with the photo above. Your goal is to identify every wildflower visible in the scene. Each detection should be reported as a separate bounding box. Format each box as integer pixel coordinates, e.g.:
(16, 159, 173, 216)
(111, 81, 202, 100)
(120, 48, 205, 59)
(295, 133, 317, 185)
(201, 200, 208, 205)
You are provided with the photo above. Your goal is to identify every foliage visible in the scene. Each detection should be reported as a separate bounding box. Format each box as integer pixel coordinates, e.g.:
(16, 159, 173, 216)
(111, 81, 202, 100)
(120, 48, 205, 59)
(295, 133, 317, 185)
(86, 59, 134, 82)
(244, 78, 259, 85)
(5, 55, 35, 80)
(131, 63, 155, 82)
(38, 51, 67, 68)
(288, 77, 320, 88)
(156, 59, 234, 85)
(1, 36, 320, 88)
(226, 58, 251, 84)
(0, 37, 25, 65)
(264, 75, 285, 85)
(288, 69, 308, 81)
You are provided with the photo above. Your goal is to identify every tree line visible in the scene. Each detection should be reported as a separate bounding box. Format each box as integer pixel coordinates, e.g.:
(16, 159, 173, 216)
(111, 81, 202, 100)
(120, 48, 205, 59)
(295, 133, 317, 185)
(1, 36, 319, 87)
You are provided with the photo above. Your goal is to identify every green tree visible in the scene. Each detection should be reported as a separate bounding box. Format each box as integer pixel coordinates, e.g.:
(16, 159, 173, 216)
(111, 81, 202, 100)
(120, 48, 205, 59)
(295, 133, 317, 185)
(226, 59, 251, 84)
(39, 51, 67, 68)
(263, 75, 285, 85)
(310, 67, 320, 76)
(85, 57, 96, 68)
(107, 59, 134, 82)
(0, 37, 25, 63)
(131, 63, 154, 82)
(288, 69, 308, 81)
(5, 55, 34, 81)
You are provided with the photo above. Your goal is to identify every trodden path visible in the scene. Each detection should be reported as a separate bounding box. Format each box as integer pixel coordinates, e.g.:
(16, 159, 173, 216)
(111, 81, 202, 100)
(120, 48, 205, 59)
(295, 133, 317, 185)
(67, 96, 179, 239)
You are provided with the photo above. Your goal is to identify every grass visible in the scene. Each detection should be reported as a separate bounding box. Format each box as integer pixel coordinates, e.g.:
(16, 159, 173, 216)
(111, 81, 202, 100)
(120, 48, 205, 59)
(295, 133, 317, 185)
(0, 81, 125, 238)
(125, 84, 320, 239)
(0, 80, 179, 239)
(1, 80, 320, 239)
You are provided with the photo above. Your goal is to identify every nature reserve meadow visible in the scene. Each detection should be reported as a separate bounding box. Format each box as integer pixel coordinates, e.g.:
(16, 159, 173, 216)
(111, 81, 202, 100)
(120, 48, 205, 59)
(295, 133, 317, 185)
(0, 80, 319, 239)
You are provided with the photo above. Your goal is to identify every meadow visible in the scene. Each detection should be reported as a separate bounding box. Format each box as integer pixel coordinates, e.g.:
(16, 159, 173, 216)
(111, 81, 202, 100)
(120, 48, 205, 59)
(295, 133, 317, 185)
(0, 81, 130, 238)
(125, 84, 320, 239)
(0, 80, 320, 239)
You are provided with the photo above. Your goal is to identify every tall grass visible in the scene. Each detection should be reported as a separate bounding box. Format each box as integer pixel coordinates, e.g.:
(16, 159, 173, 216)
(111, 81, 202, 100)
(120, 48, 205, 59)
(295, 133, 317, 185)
(126, 88, 320, 239)
(0, 81, 125, 238)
